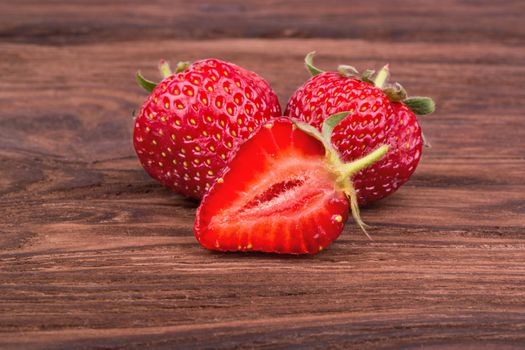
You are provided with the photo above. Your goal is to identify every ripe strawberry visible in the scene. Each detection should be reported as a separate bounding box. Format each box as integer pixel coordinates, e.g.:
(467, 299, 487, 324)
(194, 117, 389, 254)
(133, 59, 281, 199)
(285, 53, 435, 205)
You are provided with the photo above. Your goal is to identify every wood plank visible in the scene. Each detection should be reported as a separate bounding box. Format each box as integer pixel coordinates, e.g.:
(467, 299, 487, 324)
(1, 21, 524, 350)
(0, 0, 524, 45)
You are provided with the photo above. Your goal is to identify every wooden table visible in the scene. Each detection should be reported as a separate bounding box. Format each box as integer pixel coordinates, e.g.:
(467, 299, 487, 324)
(1, 1, 524, 349)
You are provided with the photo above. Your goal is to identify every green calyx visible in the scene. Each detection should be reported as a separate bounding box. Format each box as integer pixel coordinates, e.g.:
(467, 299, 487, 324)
(136, 59, 190, 93)
(383, 82, 407, 102)
(158, 59, 172, 78)
(304, 52, 436, 116)
(292, 113, 389, 237)
(404, 97, 435, 115)
(135, 72, 157, 93)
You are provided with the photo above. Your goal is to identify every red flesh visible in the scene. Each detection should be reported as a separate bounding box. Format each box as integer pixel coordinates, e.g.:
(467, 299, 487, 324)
(194, 118, 349, 254)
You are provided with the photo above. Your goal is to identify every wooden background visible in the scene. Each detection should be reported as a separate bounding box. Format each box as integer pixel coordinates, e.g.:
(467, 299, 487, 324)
(1, 1, 524, 349)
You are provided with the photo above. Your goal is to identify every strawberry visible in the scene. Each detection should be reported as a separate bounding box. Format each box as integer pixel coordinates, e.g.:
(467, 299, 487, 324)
(133, 59, 281, 199)
(285, 52, 435, 206)
(194, 116, 389, 254)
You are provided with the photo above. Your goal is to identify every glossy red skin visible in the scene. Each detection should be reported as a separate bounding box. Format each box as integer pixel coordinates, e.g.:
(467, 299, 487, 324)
(285, 72, 422, 205)
(195, 118, 349, 255)
(134, 59, 281, 199)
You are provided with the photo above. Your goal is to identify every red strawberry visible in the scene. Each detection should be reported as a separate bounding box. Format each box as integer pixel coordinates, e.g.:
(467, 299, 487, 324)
(194, 117, 389, 254)
(133, 59, 281, 199)
(285, 52, 435, 206)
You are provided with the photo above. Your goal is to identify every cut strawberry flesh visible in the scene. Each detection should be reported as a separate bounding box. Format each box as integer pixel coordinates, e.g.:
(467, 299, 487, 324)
(194, 118, 349, 254)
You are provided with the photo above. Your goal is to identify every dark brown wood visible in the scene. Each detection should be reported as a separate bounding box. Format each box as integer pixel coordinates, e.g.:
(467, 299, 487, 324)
(1, 0, 524, 45)
(1, 2, 525, 349)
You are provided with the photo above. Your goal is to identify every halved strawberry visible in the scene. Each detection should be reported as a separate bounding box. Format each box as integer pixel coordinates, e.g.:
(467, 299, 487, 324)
(194, 117, 389, 254)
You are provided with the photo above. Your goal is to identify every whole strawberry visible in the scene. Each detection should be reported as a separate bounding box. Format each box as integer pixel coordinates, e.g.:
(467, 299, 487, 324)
(285, 52, 435, 205)
(134, 59, 281, 199)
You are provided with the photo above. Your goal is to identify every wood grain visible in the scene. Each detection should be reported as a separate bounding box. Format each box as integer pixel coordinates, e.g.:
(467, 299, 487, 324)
(1, 1, 525, 349)
(1, 0, 524, 45)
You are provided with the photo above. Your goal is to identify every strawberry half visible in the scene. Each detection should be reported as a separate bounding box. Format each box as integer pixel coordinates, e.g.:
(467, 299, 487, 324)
(194, 117, 389, 254)
(134, 59, 281, 199)
(285, 53, 435, 206)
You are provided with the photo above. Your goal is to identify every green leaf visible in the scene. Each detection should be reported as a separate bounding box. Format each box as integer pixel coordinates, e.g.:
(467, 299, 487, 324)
(292, 119, 324, 141)
(404, 97, 436, 116)
(321, 112, 350, 140)
(136, 71, 157, 93)
(361, 69, 375, 84)
(304, 51, 324, 76)
(337, 65, 359, 78)
(383, 82, 408, 102)
(291, 118, 336, 152)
